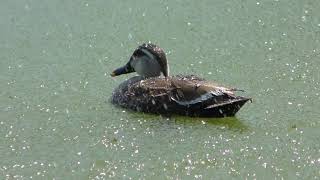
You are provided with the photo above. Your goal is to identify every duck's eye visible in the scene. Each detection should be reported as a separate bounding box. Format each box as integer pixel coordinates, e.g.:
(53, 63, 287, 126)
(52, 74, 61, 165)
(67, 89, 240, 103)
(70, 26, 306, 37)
(133, 49, 145, 57)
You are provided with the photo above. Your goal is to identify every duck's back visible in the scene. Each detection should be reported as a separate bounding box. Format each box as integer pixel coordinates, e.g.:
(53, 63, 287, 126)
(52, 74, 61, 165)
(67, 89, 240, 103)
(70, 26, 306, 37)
(111, 75, 250, 117)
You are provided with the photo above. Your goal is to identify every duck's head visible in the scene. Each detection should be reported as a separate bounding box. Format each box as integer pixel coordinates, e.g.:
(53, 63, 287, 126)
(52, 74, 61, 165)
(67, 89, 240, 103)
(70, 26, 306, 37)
(111, 43, 169, 78)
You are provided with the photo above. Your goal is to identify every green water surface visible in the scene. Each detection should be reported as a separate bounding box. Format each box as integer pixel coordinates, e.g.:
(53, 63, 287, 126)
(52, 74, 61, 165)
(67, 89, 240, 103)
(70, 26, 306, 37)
(1, 0, 320, 179)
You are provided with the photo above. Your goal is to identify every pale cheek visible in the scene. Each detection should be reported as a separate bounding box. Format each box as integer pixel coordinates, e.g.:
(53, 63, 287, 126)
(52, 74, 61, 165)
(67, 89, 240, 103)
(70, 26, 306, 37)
(133, 60, 145, 75)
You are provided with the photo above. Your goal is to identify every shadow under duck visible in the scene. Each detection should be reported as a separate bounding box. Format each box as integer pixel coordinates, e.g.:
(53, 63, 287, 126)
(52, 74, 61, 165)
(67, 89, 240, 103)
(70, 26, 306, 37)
(111, 43, 251, 117)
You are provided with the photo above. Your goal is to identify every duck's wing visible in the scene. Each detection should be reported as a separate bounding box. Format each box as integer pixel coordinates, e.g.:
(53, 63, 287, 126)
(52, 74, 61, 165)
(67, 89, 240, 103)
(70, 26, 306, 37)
(168, 76, 235, 105)
(168, 75, 251, 117)
(128, 75, 246, 106)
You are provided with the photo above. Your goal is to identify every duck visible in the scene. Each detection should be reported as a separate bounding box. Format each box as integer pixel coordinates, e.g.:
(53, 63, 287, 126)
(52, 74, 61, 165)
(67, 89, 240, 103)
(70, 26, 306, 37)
(110, 43, 251, 117)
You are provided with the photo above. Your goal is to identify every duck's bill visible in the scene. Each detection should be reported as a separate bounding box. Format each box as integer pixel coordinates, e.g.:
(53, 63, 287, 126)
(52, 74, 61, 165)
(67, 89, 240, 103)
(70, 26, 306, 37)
(110, 63, 135, 77)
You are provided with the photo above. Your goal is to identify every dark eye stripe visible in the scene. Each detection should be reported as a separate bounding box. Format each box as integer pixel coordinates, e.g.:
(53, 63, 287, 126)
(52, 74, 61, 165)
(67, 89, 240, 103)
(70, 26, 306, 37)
(133, 49, 145, 57)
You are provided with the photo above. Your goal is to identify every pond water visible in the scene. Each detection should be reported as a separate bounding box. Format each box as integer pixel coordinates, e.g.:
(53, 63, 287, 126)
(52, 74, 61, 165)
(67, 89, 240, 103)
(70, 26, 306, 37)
(1, 0, 320, 179)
